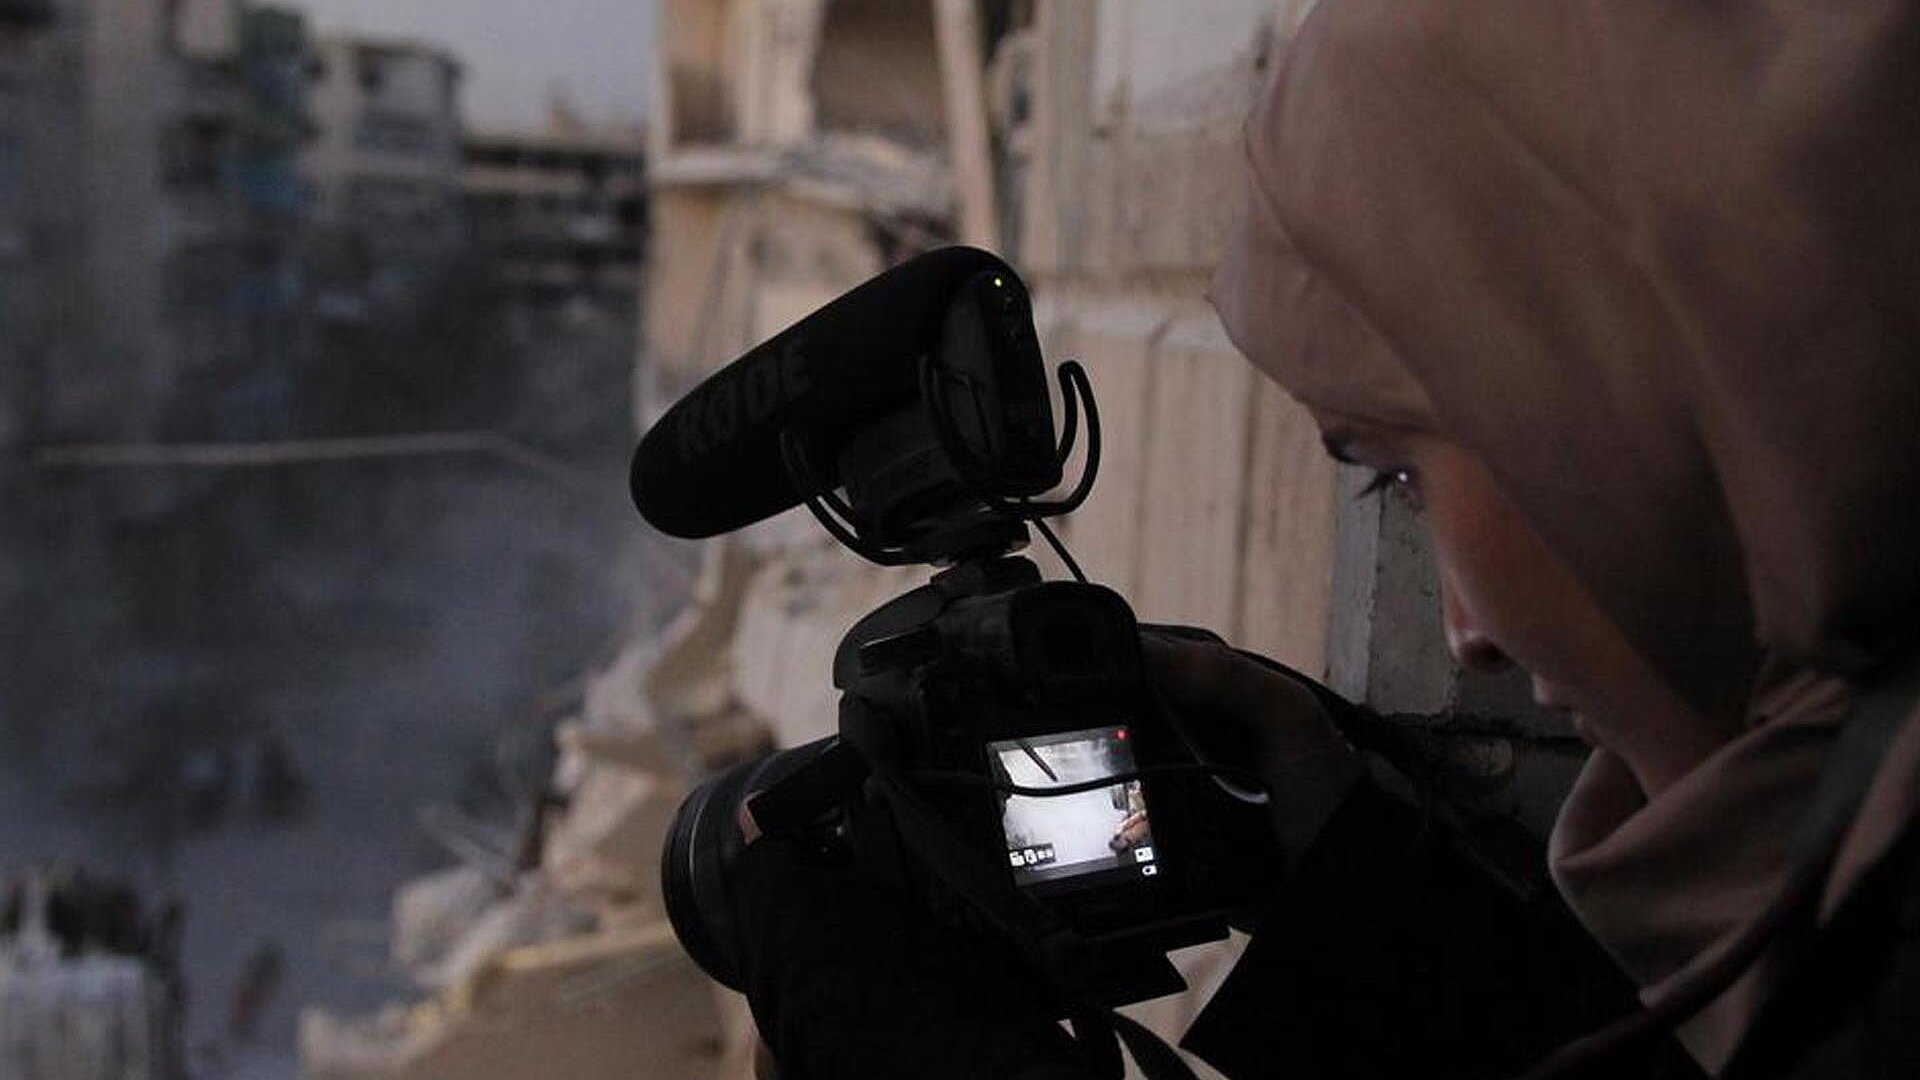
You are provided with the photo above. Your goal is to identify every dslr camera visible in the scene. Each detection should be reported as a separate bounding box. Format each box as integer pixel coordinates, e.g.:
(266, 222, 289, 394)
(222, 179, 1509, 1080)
(632, 248, 1279, 1019)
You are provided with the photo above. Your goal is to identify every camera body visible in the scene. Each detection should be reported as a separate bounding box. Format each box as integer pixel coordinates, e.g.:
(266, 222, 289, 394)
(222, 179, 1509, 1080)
(818, 556, 1276, 1005)
(645, 248, 1278, 1013)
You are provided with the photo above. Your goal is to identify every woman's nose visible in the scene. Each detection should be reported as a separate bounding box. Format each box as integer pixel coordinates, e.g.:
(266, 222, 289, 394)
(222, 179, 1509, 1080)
(1441, 576, 1514, 675)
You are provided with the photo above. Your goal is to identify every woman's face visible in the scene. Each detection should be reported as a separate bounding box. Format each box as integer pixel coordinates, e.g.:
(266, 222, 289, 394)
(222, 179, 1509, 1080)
(1321, 416, 1742, 795)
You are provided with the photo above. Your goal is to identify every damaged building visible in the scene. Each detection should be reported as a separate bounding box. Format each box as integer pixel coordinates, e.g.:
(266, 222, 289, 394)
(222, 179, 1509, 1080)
(164, 1, 316, 384)
(303, 35, 464, 318)
(640, 0, 958, 418)
(2, 0, 324, 775)
(459, 109, 652, 462)
(461, 109, 647, 333)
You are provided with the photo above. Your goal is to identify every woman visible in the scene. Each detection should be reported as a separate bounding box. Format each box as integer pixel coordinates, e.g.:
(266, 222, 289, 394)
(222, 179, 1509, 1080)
(734, 3, 1920, 1077)
(1155, 1, 1920, 1077)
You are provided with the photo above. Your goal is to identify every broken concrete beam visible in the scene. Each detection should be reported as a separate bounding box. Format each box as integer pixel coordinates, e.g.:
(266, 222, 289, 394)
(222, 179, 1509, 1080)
(302, 922, 720, 1080)
(543, 766, 681, 914)
(391, 866, 496, 985)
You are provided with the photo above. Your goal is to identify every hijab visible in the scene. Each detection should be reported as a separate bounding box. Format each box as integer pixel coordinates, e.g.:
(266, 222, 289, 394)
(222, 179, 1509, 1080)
(1211, 0, 1920, 1070)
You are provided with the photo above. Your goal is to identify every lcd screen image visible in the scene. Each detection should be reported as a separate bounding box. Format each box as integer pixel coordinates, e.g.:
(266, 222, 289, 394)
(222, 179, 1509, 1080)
(991, 725, 1157, 887)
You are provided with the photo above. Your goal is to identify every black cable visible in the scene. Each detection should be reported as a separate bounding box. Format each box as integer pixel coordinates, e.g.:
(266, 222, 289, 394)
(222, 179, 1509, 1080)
(1016, 738, 1060, 781)
(1054, 361, 1081, 471)
(1050, 362, 1102, 514)
(1033, 517, 1088, 583)
(918, 355, 1101, 519)
(779, 428, 920, 567)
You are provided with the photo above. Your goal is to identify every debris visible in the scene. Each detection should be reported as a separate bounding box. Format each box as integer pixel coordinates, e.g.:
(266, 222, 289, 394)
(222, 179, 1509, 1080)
(300, 924, 720, 1080)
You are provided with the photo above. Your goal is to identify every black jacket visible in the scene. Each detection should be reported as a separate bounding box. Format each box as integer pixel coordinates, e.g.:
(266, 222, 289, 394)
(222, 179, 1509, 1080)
(1183, 775, 1920, 1079)
(739, 757, 1920, 1080)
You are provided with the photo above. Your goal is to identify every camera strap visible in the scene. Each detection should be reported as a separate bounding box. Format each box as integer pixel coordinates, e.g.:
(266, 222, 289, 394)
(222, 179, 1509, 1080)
(1109, 1009, 1203, 1080)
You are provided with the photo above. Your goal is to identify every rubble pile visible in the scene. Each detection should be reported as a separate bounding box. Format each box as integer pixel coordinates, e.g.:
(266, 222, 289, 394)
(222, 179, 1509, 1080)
(300, 544, 789, 1080)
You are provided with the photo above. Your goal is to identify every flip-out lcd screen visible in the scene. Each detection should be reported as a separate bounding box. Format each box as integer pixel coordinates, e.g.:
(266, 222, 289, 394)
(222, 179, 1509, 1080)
(991, 725, 1157, 887)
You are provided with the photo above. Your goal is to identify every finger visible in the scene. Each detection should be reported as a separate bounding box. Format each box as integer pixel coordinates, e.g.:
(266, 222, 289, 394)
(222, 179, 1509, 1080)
(1141, 634, 1321, 720)
(1139, 623, 1229, 648)
(1141, 636, 1272, 768)
(1141, 636, 1349, 765)
(737, 798, 764, 845)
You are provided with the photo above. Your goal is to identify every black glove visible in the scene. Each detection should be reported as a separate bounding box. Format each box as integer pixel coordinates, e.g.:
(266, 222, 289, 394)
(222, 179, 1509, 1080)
(1140, 626, 1365, 872)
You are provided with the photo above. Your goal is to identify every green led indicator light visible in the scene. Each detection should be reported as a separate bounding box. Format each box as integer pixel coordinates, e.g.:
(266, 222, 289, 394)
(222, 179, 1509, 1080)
(993, 277, 1004, 287)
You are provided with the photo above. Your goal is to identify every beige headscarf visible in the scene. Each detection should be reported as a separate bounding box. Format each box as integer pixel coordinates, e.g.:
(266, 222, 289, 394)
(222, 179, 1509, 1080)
(1212, 0, 1920, 1071)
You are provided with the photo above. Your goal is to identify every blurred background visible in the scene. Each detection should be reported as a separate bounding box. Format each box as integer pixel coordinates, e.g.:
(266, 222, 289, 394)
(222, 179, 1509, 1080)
(0, 1, 1576, 1078)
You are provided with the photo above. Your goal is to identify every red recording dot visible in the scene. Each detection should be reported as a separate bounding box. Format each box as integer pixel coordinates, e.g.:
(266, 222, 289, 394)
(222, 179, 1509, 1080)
(1115, 728, 1128, 740)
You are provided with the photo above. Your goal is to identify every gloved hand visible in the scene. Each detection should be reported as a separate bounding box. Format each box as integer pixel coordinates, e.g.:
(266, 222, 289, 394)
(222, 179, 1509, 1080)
(731, 820, 1100, 1080)
(1140, 627, 1367, 871)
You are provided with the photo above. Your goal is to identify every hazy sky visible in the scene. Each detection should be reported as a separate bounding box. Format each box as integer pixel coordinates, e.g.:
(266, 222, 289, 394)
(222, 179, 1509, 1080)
(290, 0, 657, 130)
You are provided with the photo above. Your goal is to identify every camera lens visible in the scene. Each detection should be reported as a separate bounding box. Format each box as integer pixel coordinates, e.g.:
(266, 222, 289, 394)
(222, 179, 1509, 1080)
(660, 738, 840, 991)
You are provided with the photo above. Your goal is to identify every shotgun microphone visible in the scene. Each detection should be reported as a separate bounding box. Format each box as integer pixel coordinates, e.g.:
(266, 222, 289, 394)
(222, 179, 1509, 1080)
(629, 246, 1059, 542)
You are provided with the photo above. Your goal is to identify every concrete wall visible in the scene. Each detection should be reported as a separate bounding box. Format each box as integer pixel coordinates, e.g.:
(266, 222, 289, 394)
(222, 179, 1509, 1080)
(639, 184, 886, 411)
(636, 184, 730, 398)
(734, 0, 823, 144)
(640, 0, 947, 414)
(811, 0, 943, 145)
(657, 0, 737, 146)
(1018, 1, 1335, 674)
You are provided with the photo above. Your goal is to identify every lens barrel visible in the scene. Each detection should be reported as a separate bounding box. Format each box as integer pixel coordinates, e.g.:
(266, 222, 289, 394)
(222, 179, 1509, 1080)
(660, 740, 839, 990)
(661, 757, 755, 990)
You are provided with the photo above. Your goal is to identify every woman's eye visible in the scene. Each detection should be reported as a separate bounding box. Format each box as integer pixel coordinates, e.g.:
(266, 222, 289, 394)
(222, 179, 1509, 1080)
(1356, 468, 1419, 504)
